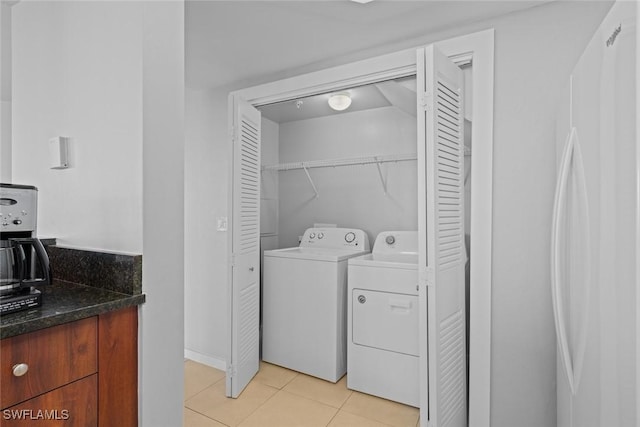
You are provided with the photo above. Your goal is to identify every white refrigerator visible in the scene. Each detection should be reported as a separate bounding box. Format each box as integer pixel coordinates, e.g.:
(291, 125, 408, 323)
(552, 1, 638, 426)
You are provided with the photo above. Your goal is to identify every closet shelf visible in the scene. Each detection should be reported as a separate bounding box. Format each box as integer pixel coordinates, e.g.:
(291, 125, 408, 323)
(261, 147, 471, 173)
(261, 149, 469, 197)
(262, 153, 417, 198)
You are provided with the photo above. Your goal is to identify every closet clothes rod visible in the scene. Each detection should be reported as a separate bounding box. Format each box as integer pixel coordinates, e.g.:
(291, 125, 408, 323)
(261, 153, 418, 172)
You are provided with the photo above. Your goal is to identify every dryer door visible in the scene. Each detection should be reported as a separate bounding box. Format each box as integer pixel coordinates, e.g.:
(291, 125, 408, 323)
(352, 289, 419, 356)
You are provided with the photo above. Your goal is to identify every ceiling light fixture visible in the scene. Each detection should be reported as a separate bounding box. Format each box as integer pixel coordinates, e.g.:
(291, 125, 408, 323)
(350, 0, 375, 3)
(328, 93, 352, 111)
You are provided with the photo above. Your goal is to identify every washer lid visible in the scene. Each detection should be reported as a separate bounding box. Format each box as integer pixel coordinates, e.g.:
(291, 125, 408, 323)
(264, 246, 370, 262)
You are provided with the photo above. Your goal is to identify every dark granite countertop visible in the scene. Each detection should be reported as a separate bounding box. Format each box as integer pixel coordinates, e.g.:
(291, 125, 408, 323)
(0, 280, 145, 339)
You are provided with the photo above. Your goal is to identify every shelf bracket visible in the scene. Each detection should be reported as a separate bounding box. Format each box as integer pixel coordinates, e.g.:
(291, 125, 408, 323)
(374, 157, 387, 195)
(302, 164, 319, 198)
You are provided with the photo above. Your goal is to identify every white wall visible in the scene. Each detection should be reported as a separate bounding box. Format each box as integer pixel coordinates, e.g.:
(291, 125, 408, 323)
(12, 2, 185, 426)
(1, 2, 11, 182)
(1, 103, 8, 182)
(184, 2, 612, 426)
(277, 106, 417, 247)
(12, 1, 143, 253)
(140, 3, 185, 426)
(184, 86, 231, 366)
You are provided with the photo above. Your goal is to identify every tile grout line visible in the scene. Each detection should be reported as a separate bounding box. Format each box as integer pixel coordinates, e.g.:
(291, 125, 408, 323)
(233, 383, 282, 427)
(187, 361, 290, 426)
(339, 392, 414, 427)
(257, 361, 300, 390)
(333, 378, 366, 425)
(184, 376, 225, 406)
(183, 361, 233, 426)
(273, 389, 341, 426)
(276, 388, 342, 408)
(281, 386, 353, 410)
(324, 408, 340, 427)
(184, 363, 248, 427)
(280, 371, 299, 389)
(338, 386, 353, 410)
(186, 362, 417, 427)
(184, 407, 232, 427)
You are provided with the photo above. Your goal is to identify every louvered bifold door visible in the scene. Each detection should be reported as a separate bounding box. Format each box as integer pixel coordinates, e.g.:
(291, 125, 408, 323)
(416, 45, 467, 427)
(227, 96, 261, 398)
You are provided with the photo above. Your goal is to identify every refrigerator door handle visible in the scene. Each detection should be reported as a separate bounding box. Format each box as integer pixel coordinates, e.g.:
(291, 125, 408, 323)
(551, 126, 591, 396)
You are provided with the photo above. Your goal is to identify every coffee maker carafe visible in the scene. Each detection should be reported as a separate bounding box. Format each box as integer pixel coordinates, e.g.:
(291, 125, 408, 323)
(0, 238, 50, 294)
(0, 184, 51, 314)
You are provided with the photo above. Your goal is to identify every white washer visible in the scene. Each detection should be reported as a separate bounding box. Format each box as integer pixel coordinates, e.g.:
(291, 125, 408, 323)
(347, 231, 419, 407)
(262, 227, 370, 382)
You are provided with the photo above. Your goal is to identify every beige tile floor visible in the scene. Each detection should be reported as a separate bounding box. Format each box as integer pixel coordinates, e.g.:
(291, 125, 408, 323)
(184, 359, 420, 427)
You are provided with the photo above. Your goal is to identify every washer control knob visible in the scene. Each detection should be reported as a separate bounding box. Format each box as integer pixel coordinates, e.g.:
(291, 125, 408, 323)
(385, 235, 396, 245)
(345, 232, 356, 243)
(13, 219, 22, 225)
(309, 233, 316, 239)
(317, 232, 324, 239)
(357, 295, 366, 304)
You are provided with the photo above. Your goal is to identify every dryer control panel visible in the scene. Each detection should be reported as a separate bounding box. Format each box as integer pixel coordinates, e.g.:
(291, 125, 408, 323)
(372, 231, 418, 255)
(300, 228, 370, 251)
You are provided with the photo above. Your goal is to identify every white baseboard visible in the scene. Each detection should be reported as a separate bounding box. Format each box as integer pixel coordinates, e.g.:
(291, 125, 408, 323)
(184, 349, 226, 371)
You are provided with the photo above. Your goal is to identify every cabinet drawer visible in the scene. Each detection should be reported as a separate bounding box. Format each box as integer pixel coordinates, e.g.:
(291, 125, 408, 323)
(1, 317, 97, 409)
(0, 374, 97, 427)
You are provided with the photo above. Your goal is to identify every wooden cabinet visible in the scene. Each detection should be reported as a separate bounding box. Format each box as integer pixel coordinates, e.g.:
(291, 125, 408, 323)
(2, 375, 98, 427)
(98, 307, 138, 427)
(1, 307, 137, 427)
(1, 317, 97, 409)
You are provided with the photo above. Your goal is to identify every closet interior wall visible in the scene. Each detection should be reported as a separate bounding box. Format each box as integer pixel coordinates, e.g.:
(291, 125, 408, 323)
(260, 118, 280, 277)
(261, 105, 419, 248)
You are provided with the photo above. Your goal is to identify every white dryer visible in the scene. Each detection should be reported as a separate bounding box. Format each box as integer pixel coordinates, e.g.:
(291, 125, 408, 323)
(262, 227, 370, 382)
(347, 231, 419, 407)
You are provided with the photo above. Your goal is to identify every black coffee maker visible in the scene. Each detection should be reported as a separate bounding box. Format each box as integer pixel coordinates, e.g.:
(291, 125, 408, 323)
(0, 184, 51, 315)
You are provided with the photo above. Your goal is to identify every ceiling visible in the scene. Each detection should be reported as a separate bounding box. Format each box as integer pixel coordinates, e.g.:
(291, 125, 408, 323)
(186, 0, 550, 91)
(259, 76, 416, 123)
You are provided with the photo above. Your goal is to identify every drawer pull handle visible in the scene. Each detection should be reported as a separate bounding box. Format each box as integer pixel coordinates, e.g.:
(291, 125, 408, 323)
(12, 363, 29, 377)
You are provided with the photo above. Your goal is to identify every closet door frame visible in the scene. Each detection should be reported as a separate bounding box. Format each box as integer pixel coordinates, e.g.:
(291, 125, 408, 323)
(230, 28, 494, 427)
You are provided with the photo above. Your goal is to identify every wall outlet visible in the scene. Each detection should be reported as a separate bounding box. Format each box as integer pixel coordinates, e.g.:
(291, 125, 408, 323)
(217, 217, 228, 232)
